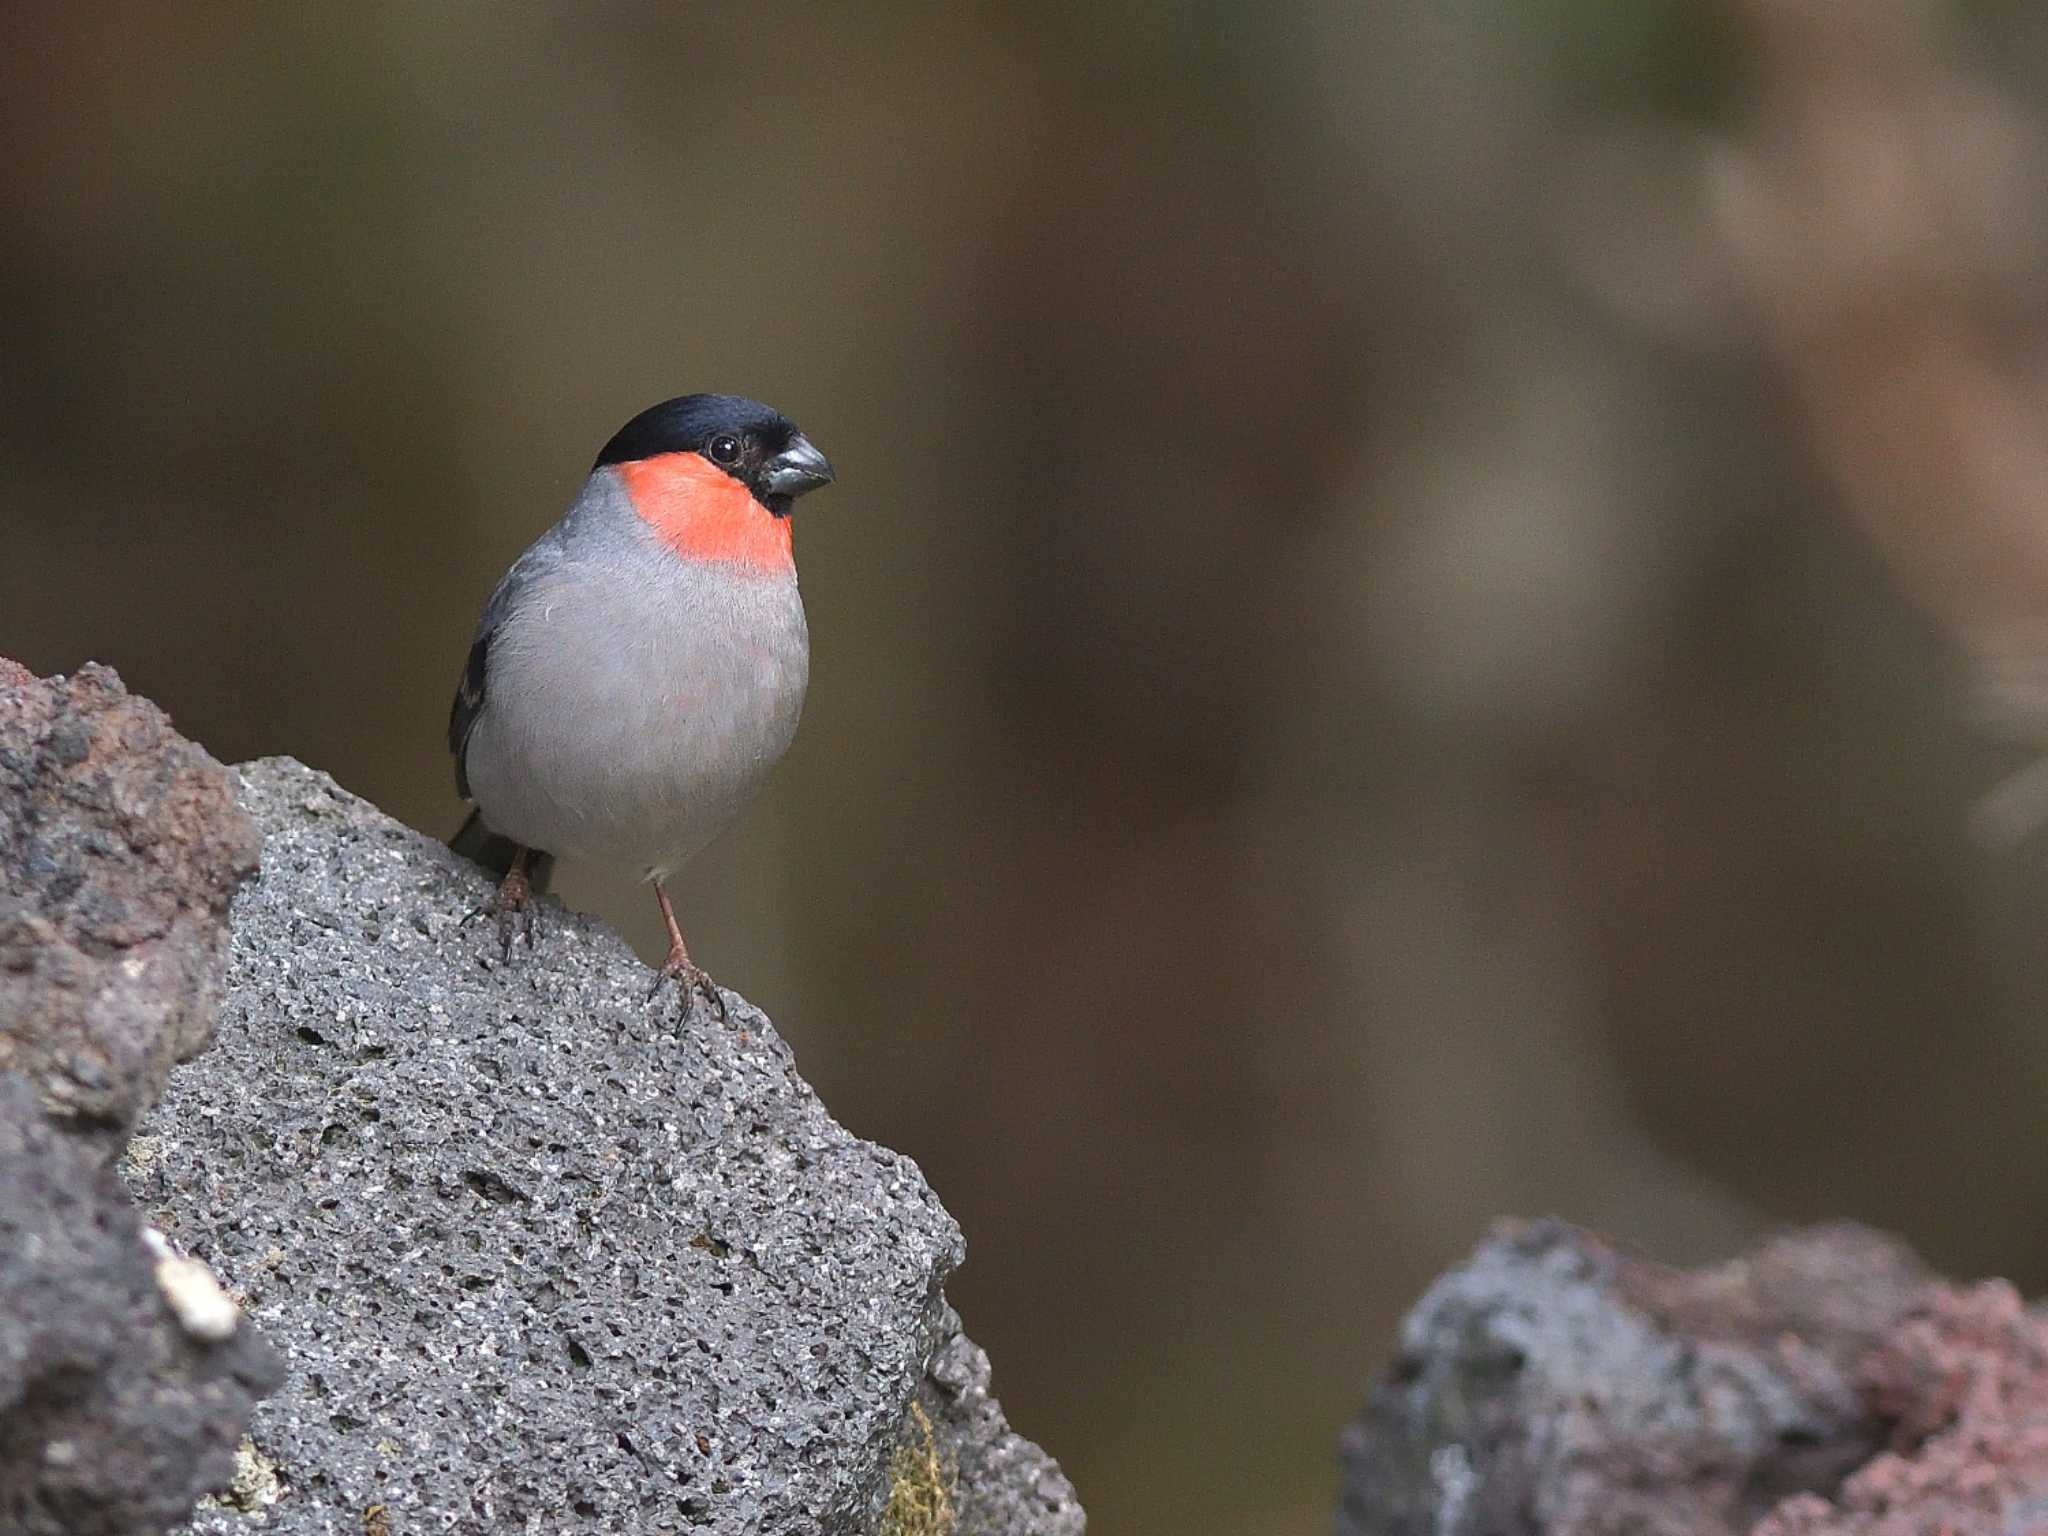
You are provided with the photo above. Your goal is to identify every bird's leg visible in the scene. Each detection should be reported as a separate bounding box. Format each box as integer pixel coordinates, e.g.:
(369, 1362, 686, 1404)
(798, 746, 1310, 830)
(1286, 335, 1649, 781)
(495, 853, 534, 956)
(648, 880, 726, 1020)
(463, 846, 538, 959)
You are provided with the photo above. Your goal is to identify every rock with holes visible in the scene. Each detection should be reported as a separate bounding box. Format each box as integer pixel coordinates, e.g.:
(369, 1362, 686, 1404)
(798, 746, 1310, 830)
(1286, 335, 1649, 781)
(0, 660, 260, 1151)
(920, 1308, 1085, 1536)
(130, 757, 1082, 1535)
(1335, 1221, 1932, 1536)
(1750, 1278, 2048, 1535)
(0, 658, 279, 1534)
(0, 1074, 283, 1535)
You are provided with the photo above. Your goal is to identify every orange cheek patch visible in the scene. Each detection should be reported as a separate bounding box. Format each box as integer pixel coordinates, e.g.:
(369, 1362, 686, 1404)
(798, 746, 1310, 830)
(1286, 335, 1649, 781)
(618, 453, 794, 571)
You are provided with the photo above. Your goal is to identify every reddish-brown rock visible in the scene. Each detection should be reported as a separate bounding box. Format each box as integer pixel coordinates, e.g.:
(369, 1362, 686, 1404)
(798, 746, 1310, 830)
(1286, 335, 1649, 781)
(1756, 1281, 2048, 1535)
(0, 661, 260, 1148)
(0, 657, 278, 1535)
(1338, 1221, 2048, 1536)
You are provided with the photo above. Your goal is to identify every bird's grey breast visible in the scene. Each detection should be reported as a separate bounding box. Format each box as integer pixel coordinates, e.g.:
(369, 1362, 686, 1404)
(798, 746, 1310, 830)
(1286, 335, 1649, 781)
(464, 497, 808, 874)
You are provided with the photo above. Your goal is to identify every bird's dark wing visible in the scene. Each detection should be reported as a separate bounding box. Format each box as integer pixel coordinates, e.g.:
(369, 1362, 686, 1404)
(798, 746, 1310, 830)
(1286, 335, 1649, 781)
(449, 534, 563, 800)
(447, 585, 558, 893)
(448, 629, 491, 799)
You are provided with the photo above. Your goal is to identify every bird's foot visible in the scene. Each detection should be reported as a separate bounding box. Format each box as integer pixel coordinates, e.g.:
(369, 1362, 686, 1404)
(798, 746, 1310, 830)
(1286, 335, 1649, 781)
(462, 868, 536, 961)
(648, 945, 728, 1021)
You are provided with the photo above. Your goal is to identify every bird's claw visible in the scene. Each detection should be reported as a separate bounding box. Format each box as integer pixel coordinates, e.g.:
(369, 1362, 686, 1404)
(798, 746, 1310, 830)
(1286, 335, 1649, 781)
(648, 951, 728, 1021)
(496, 903, 537, 961)
(463, 869, 536, 961)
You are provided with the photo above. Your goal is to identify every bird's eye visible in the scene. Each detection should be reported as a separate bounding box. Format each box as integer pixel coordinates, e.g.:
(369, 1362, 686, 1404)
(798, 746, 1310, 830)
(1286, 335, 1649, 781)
(706, 434, 743, 467)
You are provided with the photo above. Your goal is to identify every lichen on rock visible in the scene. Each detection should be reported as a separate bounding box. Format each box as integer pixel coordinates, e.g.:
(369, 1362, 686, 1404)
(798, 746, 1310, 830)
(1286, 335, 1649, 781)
(883, 1404, 957, 1536)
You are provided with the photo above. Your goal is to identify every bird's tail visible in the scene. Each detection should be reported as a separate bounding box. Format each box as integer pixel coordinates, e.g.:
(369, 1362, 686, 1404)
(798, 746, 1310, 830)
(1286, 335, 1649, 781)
(449, 810, 556, 896)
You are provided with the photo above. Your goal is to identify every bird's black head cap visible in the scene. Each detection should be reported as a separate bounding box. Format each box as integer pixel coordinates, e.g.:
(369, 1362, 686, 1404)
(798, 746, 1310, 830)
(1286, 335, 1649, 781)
(594, 394, 792, 468)
(593, 394, 833, 514)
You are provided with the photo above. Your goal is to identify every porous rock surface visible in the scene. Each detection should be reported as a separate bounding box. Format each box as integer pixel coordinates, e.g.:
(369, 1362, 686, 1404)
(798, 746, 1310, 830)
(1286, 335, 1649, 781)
(0, 660, 261, 1148)
(1338, 1219, 2048, 1536)
(1755, 1280, 2048, 1536)
(920, 1308, 1084, 1536)
(131, 757, 1082, 1535)
(0, 659, 281, 1535)
(0, 1075, 282, 1535)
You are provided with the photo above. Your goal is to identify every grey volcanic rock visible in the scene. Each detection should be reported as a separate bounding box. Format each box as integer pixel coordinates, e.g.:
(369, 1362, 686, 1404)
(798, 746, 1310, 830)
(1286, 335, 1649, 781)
(132, 757, 1080, 1534)
(0, 659, 279, 1535)
(0, 660, 261, 1148)
(0, 1075, 283, 1536)
(921, 1309, 1085, 1536)
(1336, 1220, 1928, 1536)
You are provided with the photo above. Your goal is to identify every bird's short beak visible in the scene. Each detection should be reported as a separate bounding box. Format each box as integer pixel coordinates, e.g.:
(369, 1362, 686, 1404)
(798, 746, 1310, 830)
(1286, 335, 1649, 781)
(761, 434, 835, 498)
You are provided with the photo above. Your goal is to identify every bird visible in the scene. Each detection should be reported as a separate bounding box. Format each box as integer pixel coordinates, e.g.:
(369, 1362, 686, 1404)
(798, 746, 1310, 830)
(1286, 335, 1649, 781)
(447, 393, 834, 1011)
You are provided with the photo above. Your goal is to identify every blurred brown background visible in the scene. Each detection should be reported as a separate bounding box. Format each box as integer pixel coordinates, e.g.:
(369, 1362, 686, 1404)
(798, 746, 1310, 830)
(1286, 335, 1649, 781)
(10, 3, 2048, 1532)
